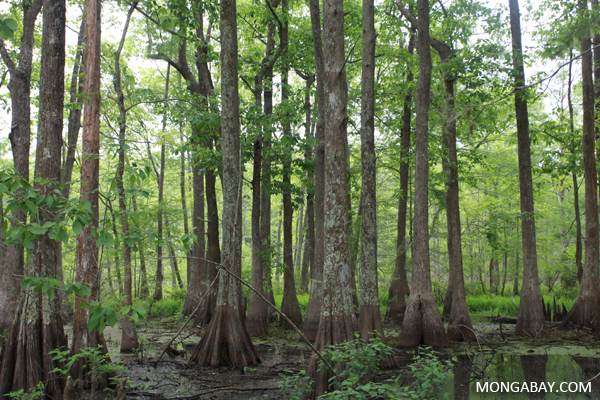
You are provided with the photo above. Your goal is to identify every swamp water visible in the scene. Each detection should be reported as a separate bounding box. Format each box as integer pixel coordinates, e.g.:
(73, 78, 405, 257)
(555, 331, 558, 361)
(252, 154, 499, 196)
(446, 350, 600, 399)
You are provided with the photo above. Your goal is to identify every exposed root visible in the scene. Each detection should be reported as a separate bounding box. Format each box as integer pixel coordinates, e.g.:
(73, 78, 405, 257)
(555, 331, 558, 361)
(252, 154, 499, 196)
(189, 305, 260, 369)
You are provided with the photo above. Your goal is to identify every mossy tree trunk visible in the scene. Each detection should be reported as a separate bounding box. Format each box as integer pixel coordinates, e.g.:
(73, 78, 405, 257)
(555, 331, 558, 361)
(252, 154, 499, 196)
(0, 0, 68, 395)
(303, 0, 326, 341)
(189, 0, 260, 368)
(0, 0, 41, 331)
(358, 0, 397, 367)
(305, 0, 359, 393)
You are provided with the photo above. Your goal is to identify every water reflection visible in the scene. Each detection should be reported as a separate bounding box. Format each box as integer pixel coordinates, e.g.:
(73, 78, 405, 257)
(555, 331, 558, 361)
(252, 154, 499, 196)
(449, 352, 600, 399)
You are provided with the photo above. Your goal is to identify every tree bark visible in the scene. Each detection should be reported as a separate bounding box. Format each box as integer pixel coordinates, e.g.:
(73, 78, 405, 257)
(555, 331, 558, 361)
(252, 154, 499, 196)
(153, 65, 170, 302)
(385, 28, 414, 325)
(300, 79, 315, 294)
(189, 0, 260, 367)
(306, 0, 359, 393)
(61, 18, 85, 199)
(508, 0, 546, 337)
(0, 0, 42, 331)
(279, 0, 303, 329)
(246, 9, 282, 335)
(429, 37, 475, 342)
(71, 0, 112, 388)
(263, 65, 278, 324)
(567, 49, 583, 284)
(560, 0, 600, 333)
(359, 0, 397, 366)
(397, 0, 448, 348)
(113, 3, 140, 353)
(303, 0, 326, 341)
(0, 0, 68, 395)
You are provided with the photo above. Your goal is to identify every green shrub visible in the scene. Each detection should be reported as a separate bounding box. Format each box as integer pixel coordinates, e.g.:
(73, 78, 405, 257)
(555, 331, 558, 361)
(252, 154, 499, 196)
(150, 297, 182, 316)
(279, 339, 453, 399)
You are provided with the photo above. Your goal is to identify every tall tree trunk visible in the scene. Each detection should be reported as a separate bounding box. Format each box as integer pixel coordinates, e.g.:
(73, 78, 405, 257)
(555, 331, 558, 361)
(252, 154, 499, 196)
(303, 0, 326, 341)
(181, 129, 199, 314)
(113, 4, 140, 352)
(263, 65, 278, 323)
(294, 202, 305, 270)
(153, 65, 170, 302)
(385, 28, 414, 325)
(300, 78, 315, 294)
(567, 48, 583, 284)
(190, 0, 260, 366)
(246, 10, 282, 334)
(0, 0, 42, 331)
(62, 18, 85, 198)
(71, 0, 112, 388)
(509, 0, 546, 337)
(279, 0, 303, 329)
(430, 38, 475, 342)
(0, 0, 68, 395)
(560, 0, 600, 332)
(358, 0, 397, 367)
(306, 0, 358, 392)
(397, 0, 448, 348)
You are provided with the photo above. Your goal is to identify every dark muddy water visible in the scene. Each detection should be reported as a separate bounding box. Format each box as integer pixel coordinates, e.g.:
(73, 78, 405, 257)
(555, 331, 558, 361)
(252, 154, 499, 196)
(449, 352, 600, 399)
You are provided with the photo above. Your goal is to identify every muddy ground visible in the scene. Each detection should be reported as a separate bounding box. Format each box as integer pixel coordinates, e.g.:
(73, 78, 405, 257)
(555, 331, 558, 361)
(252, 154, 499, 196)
(96, 316, 600, 400)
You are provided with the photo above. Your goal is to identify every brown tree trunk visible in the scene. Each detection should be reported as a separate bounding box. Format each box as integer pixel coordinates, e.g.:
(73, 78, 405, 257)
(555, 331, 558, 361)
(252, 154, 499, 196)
(71, 0, 112, 388)
(567, 49, 583, 284)
(303, 0, 326, 340)
(560, 0, 600, 333)
(0, 0, 42, 331)
(397, 0, 448, 348)
(181, 130, 198, 314)
(430, 38, 475, 342)
(306, 0, 359, 393)
(62, 18, 85, 198)
(113, 3, 140, 353)
(279, 0, 303, 329)
(263, 65, 278, 324)
(246, 12, 282, 335)
(385, 28, 414, 325)
(0, 0, 67, 395)
(358, 0, 398, 366)
(509, 0, 546, 337)
(385, 28, 416, 324)
(300, 77, 315, 294)
(153, 66, 170, 303)
(189, 0, 260, 367)
(513, 246, 519, 295)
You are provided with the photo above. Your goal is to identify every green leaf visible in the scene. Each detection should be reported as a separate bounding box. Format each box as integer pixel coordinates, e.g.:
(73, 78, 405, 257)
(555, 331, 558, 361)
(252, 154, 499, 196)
(79, 301, 90, 309)
(59, 228, 69, 244)
(72, 220, 82, 235)
(28, 225, 46, 235)
(4, 18, 17, 32)
(25, 201, 37, 215)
